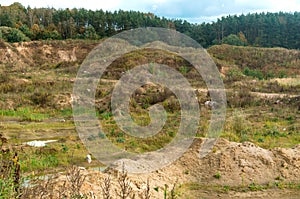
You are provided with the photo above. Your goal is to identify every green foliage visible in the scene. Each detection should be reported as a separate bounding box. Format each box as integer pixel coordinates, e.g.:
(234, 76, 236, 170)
(213, 172, 221, 179)
(19, 149, 59, 172)
(100, 112, 113, 120)
(226, 68, 244, 81)
(18, 24, 33, 38)
(116, 137, 125, 143)
(257, 138, 264, 143)
(83, 25, 99, 40)
(98, 132, 106, 139)
(0, 108, 50, 122)
(0, 149, 22, 198)
(0, 26, 30, 42)
(248, 182, 263, 191)
(243, 67, 264, 80)
(222, 34, 246, 46)
(61, 144, 69, 153)
(232, 110, 248, 137)
(42, 30, 61, 40)
(263, 127, 287, 138)
(179, 66, 189, 74)
(278, 70, 288, 78)
(223, 185, 230, 192)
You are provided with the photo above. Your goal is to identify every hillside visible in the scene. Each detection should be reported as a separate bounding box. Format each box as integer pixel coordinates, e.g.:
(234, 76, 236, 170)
(0, 40, 299, 198)
(208, 44, 300, 77)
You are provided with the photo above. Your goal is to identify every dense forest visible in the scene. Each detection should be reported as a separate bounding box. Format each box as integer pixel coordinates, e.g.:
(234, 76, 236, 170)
(1, 2, 300, 49)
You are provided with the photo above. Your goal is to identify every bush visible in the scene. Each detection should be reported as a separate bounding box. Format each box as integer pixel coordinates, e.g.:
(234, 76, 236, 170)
(222, 34, 246, 46)
(226, 69, 244, 82)
(18, 25, 33, 39)
(30, 90, 53, 107)
(232, 110, 248, 137)
(0, 26, 30, 42)
(227, 87, 258, 108)
(243, 67, 264, 80)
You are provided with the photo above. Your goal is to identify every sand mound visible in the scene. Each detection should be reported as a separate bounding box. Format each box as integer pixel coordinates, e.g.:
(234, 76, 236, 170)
(54, 138, 299, 198)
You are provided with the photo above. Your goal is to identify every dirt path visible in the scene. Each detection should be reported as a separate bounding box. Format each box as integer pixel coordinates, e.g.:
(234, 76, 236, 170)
(250, 91, 299, 99)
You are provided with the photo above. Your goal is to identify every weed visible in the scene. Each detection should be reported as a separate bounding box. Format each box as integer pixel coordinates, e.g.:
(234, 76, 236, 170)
(101, 176, 112, 199)
(115, 163, 134, 199)
(30, 90, 53, 107)
(226, 68, 244, 82)
(0, 108, 50, 122)
(169, 180, 178, 199)
(0, 150, 22, 198)
(223, 185, 230, 192)
(214, 172, 221, 179)
(101, 112, 113, 120)
(179, 66, 189, 74)
(168, 131, 175, 137)
(61, 144, 69, 153)
(243, 67, 264, 80)
(257, 138, 264, 143)
(66, 165, 87, 198)
(274, 181, 284, 189)
(279, 70, 288, 78)
(248, 182, 263, 191)
(184, 170, 190, 175)
(164, 184, 168, 199)
(116, 138, 125, 143)
(139, 178, 151, 199)
(98, 132, 106, 139)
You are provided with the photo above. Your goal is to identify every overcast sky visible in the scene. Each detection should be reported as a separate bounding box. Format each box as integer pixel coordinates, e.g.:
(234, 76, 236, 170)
(1, 0, 300, 23)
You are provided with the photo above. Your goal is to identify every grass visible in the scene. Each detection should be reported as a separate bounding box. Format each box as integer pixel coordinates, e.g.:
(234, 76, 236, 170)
(99, 109, 181, 153)
(17, 136, 100, 173)
(221, 105, 300, 148)
(180, 181, 300, 195)
(0, 107, 51, 122)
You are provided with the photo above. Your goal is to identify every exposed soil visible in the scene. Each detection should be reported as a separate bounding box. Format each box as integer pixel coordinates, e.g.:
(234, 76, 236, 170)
(54, 138, 300, 198)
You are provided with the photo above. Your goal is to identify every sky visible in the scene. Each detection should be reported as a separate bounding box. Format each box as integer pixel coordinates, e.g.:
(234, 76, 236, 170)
(1, 0, 300, 23)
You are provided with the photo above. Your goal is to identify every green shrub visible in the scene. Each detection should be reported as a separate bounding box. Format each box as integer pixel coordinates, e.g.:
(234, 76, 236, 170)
(278, 70, 287, 78)
(243, 67, 264, 80)
(0, 26, 30, 42)
(226, 68, 244, 81)
(214, 172, 221, 179)
(248, 182, 263, 191)
(116, 137, 125, 143)
(179, 66, 189, 74)
(222, 34, 246, 46)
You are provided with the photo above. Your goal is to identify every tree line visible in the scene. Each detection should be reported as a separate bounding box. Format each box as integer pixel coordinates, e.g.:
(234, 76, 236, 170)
(1, 2, 300, 49)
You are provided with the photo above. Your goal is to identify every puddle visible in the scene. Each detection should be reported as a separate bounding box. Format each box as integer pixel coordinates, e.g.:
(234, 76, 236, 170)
(89, 166, 107, 172)
(24, 140, 57, 147)
(22, 174, 54, 188)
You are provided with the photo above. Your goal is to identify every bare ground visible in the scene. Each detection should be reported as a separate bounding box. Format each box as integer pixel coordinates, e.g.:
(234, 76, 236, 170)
(53, 138, 300, 198)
